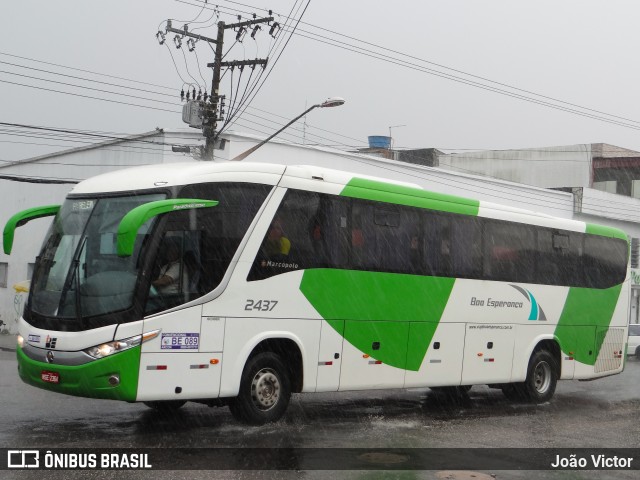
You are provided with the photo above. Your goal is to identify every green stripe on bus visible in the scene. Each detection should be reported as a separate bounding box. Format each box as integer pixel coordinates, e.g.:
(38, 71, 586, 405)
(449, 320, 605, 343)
(585, 223, 628, 241)
(17, 345, 141, 401)
(340, 178, 480, 216)
(300, 269, 455, 370)
(554, 284, 623, 365)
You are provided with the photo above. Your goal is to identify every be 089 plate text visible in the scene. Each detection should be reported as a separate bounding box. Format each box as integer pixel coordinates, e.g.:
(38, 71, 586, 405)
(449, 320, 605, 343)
(161, 333, 199, 350)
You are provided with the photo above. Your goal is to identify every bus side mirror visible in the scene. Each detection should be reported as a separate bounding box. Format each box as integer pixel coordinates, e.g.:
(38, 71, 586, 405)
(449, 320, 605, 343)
(3, 205, 61, 255)
(116, 199, 218, 257)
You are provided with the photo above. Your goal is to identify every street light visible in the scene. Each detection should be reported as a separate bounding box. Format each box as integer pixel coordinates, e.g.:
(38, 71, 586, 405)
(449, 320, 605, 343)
(231, 97, 345, 161)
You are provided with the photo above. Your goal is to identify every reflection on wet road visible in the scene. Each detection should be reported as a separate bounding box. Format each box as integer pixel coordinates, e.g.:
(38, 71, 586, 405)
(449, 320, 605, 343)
(1, 350, 638, 479)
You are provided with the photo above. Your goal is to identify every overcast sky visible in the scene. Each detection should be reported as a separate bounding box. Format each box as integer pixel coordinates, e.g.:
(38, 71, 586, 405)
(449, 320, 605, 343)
(2, 0, 640, 163)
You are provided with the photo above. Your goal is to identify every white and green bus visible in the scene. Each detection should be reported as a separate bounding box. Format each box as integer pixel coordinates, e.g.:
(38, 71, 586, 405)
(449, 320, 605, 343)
(4, 162, 630, 424)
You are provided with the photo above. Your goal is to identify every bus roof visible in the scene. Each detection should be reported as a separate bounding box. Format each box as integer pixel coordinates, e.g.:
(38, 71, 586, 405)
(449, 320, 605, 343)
(67, 161, 627, 241)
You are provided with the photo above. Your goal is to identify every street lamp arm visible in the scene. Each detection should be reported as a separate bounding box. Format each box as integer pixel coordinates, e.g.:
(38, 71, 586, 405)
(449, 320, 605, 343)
(231, 97, 345, 161)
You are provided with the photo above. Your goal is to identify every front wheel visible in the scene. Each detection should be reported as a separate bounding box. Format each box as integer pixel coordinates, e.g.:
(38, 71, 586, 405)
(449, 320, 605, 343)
(229, 352, 291, 425)
(522, 350, 558, 403)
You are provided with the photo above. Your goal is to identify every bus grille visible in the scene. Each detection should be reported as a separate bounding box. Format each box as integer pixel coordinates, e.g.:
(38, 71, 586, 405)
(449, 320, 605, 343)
(594, 327, 625, 374)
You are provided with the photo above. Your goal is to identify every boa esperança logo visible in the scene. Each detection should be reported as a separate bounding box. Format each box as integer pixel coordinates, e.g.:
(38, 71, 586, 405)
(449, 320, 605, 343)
(510, 284, 547, 321)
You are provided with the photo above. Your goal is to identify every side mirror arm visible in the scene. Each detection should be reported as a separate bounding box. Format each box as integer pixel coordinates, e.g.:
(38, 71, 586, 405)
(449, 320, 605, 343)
(116, 199, 218, 257)
(3, 205, 61, 255)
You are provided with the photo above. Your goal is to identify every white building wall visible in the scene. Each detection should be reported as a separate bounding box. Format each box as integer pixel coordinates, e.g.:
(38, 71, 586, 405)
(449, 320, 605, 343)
(576, 187, 640, 229)
(437, 144, 593, 188)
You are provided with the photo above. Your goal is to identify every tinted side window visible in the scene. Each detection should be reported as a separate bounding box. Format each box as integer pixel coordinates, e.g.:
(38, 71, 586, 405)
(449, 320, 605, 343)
(248, 190, 350, 281)
(423, 213, 451, 277)
(583, 236, 628, 288)
(537, 230, 583, 286)
(484, 221, 536, 283)
(351, 201, 421, 274)
(451, 216, 482, 278)
(158, 183, 271, 297)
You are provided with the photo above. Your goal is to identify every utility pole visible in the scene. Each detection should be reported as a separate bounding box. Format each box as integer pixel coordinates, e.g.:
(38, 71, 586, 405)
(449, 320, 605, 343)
(203, 20, 226, 160)
(159, 14, 273, 160)
(204, 17, 272, 159)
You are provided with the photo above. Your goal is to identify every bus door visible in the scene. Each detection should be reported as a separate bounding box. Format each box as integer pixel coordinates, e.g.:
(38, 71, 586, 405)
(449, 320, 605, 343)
(137, 227, 222, 401)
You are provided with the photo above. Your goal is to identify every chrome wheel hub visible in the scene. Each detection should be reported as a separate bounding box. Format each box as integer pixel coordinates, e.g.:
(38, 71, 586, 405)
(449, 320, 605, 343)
(533, 361, 551, 394)
(250, 368, 280, 411)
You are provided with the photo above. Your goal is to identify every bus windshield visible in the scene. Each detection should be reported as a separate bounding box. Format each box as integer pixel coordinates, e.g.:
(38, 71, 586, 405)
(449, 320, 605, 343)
(26, 182, 272, 329)
(29, 193, 165, 321)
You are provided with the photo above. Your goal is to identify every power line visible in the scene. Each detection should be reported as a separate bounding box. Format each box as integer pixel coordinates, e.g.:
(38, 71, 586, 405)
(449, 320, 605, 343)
(0, 78, 181, 114)
(218, 1, 311, 138)
(0, 69, 181, 107)
(0, 51, 175, 92)
(0, 49, 359, 150)
(181, 0, 640, 134)
(0, 122, 193, 148)
(0, 60, 175, 99)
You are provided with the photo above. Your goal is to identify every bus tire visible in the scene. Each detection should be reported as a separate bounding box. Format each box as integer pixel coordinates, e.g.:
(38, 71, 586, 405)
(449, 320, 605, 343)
(143, 400, 186, 413)
(229, 352, 291, 425)
(522, 349, 558, 403)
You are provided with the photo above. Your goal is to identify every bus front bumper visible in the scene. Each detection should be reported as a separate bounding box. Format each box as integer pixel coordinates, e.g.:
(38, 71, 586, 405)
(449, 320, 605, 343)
(16, 345, 140, 401)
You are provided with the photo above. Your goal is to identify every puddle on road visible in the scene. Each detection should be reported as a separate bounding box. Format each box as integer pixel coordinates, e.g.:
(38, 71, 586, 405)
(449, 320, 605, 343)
(435, 471, 496, 480)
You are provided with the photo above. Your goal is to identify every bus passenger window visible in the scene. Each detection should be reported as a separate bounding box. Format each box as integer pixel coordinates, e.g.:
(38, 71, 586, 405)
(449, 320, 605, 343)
(451, 218, 482, 278)
(423, 213, 451, 277)
(248, 190, 350, 281)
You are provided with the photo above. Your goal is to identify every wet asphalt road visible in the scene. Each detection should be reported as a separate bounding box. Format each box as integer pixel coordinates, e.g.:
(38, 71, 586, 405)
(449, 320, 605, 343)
(1, 347, 639, 479)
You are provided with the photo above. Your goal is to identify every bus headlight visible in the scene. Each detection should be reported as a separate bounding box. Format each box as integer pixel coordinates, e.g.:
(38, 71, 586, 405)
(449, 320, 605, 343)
(84, 335, 142, 359)
(83, 330, 160, 359)
(17, 335, 24, 349)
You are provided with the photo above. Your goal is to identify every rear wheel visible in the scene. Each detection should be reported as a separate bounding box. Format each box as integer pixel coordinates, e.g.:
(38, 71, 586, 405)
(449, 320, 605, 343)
(523, 350, 558, 402)
(502, 349, 558, 403)
(229, 352, 291, 425)
(636, 347, 640, 360)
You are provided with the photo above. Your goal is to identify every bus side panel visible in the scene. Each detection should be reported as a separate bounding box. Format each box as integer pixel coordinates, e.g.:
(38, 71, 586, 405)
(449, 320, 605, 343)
(219, 317, 320, 397)
(461, 323, 516, 385)
(315, 320, 344, 392)
(338, 320, 409, 391)
(137, 305, 223, 401)
(404, 322, 465, 388)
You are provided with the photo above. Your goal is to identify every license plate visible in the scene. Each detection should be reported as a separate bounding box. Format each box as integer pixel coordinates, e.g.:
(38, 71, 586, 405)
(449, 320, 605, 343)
(41, 370, 60, 384)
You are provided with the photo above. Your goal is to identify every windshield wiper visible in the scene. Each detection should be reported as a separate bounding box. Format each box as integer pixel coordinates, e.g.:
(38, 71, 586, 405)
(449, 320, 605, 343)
(73, 257, 84, 326)
(57, 237, 86, 322)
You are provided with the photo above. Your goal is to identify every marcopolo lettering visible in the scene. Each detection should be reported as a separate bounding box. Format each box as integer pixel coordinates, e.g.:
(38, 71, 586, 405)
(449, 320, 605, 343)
(266, 260, 299, 269)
